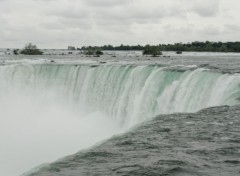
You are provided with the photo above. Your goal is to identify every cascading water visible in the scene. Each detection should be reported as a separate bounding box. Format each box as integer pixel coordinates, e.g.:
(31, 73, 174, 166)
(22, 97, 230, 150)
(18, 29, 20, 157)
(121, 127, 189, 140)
(1, 63, 240, 176)
(2, 64, 240, 125)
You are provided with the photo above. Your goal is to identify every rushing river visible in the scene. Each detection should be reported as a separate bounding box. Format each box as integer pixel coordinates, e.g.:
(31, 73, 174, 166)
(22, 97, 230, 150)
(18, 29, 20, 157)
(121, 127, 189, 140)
(0, 51, 240, 176)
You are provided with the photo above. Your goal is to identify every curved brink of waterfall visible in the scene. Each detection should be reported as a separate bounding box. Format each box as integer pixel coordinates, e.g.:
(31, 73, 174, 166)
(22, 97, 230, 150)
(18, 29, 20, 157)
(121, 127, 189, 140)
(1, 64, 240, 128)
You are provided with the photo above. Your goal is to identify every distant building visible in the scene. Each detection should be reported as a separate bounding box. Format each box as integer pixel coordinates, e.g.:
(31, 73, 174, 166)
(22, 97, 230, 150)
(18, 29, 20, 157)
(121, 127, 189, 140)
(68, 46, 76, 50)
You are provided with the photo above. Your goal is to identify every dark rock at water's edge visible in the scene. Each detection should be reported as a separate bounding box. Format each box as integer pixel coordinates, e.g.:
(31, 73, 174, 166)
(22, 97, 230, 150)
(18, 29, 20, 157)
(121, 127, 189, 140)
(90, 65, 99, 68)
(24, 106, 240, 176)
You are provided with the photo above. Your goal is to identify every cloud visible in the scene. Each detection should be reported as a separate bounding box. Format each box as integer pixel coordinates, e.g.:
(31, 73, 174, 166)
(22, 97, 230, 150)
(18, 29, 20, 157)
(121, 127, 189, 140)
(0, 0, 240, 48)
(198, 25, 221, 36)
(189, 0, 220, 17)
(224, 24, 240, 31)
(83, 0, 131, 7)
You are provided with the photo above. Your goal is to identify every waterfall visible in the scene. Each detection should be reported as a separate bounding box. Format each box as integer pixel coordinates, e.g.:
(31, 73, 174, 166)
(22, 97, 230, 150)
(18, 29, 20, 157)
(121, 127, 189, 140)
(1, 64, 240, 127)
(1, 63, 240, 176)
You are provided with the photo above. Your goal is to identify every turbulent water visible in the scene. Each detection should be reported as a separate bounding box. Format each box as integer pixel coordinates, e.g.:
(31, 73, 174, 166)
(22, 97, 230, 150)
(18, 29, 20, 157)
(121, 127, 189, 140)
(23, 106, 240, 176)
(0, 52, 240, 176)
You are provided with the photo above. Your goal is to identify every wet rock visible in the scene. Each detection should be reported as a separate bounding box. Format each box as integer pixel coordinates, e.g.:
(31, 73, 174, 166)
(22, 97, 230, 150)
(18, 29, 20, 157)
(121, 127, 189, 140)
(90, 65, 99, 68)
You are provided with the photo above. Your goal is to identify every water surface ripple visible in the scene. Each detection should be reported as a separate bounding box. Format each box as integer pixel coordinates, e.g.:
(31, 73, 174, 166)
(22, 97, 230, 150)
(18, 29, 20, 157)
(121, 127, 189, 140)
(25, 106, 240, 176)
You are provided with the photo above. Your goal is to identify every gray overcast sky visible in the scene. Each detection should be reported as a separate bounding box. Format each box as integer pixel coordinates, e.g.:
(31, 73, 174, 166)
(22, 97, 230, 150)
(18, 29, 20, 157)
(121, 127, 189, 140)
(0, 0, 240, 48)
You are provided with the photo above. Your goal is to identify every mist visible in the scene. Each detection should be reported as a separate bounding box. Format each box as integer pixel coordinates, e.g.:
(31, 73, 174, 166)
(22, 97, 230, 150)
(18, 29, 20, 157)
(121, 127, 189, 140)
(0, 82, 120, 176)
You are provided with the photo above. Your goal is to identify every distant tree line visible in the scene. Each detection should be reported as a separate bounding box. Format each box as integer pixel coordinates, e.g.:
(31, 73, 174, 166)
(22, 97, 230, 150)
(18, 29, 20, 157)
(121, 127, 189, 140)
(81, 41, 240, 52)
(81, 44, 144, 51)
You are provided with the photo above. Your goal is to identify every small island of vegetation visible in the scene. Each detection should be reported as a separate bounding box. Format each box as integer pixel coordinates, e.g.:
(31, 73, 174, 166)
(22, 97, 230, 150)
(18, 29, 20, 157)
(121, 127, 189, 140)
(84, 48, 104, 56)
(20, 43, 43, 55)
(143, 46, 162, 57)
